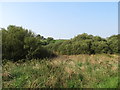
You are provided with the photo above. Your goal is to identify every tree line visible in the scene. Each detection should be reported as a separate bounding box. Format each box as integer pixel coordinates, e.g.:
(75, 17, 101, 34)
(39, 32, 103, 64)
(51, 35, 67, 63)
(1, 25, 119, 61)
(46, 33, 119, 55)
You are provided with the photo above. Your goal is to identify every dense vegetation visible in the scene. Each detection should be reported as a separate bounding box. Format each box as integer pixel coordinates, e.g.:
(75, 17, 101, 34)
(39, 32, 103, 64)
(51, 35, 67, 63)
(3, 54, 119, 88)
(46, 33, 119, 55)
(1, 25, 55, 61)
(1, 25, 119, 61)
(1, 25, 119, 88)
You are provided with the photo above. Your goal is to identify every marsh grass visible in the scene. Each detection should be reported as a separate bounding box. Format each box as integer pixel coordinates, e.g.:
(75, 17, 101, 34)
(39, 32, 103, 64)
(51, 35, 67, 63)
(2, 54, 119, 88)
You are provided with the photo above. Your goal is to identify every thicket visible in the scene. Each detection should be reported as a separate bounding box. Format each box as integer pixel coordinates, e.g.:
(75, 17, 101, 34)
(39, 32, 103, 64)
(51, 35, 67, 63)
(1, 25, 119, 61)
(1, 25, 55, 61)
(46, 33, 119, 55)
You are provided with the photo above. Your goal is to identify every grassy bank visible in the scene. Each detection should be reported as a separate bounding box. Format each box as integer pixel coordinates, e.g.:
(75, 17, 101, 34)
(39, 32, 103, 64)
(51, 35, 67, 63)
(2, 54, 119, 88)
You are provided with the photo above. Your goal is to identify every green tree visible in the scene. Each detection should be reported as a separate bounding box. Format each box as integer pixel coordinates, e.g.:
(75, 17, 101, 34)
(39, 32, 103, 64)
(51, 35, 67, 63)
(107, 35, 118, 54)
(2, 25, 27, 60)
(2, 25, 55, 61)
(91, 41, 109, 54)
(47, 37, 54, 44)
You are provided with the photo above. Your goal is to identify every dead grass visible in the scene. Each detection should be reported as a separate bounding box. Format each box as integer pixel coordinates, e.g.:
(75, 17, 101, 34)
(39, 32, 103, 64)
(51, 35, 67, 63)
(2, 54, 119, 88)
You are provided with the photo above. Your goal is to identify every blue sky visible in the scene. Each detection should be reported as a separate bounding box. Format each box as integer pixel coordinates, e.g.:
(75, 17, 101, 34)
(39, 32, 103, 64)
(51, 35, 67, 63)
(0, 2, 118, 39)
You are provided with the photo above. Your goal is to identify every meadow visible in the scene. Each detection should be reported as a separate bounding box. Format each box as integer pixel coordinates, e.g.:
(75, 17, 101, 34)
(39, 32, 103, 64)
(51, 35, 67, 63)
(1, 2, 119, 88)
(1, 25, 119, 88)
(3, 54, 119, 88)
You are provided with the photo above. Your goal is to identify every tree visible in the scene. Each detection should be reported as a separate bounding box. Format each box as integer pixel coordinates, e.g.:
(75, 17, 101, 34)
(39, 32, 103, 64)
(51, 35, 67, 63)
(72, 33, 93, 41)
(91, 41, 109, 54)
(2, 25, 55, 61)
(36, 34, 45, 40)
(107, 35, 118, 54)
(2, 25, 27, 60)
(47, 37, 54, 44)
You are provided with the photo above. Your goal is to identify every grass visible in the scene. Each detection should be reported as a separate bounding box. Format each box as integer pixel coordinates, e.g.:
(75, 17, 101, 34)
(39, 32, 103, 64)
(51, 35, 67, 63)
(2, 54, 119, 88)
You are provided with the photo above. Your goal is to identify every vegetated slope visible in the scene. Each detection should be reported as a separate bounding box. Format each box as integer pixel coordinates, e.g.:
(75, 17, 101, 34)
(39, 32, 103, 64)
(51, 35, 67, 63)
(1, 25, 119, 62)
(3, 54, 119, 88)
(1, 25, 119, 88)
(46, 33, 119, 55)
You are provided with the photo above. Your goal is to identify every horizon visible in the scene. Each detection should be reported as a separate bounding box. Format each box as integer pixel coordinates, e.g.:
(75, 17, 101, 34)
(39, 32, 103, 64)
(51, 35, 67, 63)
(1, 24, 118, 40)
(0, 2, 118, 39)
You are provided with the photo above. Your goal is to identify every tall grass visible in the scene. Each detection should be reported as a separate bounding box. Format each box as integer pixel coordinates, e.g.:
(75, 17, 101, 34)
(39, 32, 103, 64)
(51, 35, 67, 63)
(2, 54, 119, 88)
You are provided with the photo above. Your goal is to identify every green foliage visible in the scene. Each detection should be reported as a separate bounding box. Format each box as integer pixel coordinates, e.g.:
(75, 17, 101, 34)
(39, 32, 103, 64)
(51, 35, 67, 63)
(1, 25, 119, 88)
(91, 41, 109, 54)
(1, 25, 119, 61)
(72, 33, 93, 41)
(58, 40, 73, 55)
(45, 39, 66, 53)
(2, 25, 28, 60)
(46, 33, 119, 55)
(36, 34, 45, 40)
(107, 35, 119, 54)
(2, 25, 55, 61)
(47, 37, 54, 43)
(3, 54, 118, 88)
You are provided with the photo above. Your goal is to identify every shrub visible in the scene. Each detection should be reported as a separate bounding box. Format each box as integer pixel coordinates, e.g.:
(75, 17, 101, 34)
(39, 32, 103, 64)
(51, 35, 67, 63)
(1, 25, 55, 61)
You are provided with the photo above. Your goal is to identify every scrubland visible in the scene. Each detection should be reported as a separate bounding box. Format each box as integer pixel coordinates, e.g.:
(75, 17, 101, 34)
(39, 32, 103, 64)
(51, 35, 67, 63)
(3, 54, 119, 88)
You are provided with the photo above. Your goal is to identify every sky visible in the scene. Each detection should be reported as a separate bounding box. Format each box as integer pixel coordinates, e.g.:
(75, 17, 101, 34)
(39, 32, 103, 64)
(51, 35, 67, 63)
(0, 2, 118, 39)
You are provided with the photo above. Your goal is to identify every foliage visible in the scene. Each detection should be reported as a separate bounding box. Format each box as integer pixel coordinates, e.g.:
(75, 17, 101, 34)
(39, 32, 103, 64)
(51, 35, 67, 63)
(46, 33, 119, 55)
(2, 54, 119, 88)
(1, 25, 55, 61)
(1, 25, 119, 61)
(107, 35, 119, 54)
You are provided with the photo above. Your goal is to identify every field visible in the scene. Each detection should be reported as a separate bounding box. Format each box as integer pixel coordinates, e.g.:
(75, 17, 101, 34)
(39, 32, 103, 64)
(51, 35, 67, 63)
(2, 54, 119, 88)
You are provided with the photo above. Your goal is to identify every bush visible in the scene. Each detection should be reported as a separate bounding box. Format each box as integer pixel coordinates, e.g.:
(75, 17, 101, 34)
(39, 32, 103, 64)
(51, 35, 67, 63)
(1, 25, 119, 61)
(1, 25, 55, 61)
(46, 33, 119, 55)
(107, 35, 119, 54)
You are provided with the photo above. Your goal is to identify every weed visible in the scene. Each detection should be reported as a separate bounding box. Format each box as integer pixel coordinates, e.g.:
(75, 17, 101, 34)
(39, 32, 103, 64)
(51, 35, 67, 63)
(2, 54, 118, 88)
